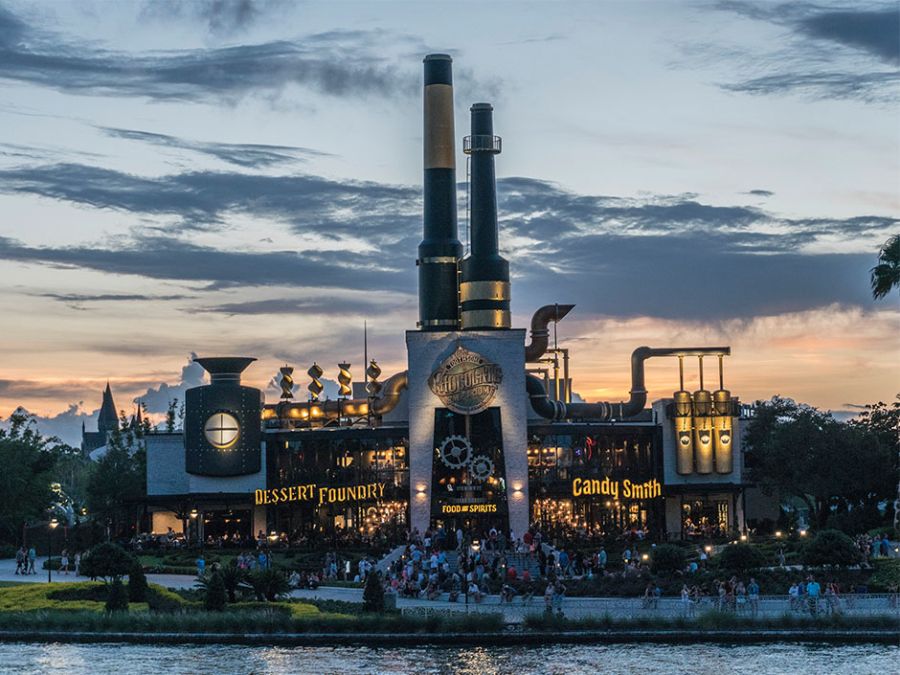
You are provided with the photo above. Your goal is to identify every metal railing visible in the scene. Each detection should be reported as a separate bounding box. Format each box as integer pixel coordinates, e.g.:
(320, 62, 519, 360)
(463, 134, 501, 154)
(400, 593, 900, 621)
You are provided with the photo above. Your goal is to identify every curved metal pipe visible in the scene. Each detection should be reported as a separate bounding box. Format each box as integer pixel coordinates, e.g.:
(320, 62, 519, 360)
(370, 370, 408, 415)
(527, 346, 730, 421)
(524, 304, 575, 362)
(526, 373, 566, 421)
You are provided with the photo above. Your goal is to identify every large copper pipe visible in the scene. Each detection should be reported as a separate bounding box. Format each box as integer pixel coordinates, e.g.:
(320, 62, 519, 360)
(527, 346, 730, 421)
(524, 304, 575, 362)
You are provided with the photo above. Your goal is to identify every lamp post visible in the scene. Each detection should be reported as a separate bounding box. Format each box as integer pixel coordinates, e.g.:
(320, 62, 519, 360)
(48, 518, 59, 583)
(267, 531, 277, 569)
(189, 509, 199, 549)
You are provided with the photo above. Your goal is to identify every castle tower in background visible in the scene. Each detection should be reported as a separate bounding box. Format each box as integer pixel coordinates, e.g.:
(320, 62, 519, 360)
(81, 382, 118, 455)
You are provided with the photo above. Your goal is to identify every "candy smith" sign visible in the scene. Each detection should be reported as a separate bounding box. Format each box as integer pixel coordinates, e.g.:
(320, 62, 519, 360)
(254, 482, 386, 506)
(572, 477, 662, 500)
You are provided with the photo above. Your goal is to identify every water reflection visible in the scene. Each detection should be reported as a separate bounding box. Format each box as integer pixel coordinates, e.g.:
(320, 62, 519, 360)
(0, 642, 894, 675)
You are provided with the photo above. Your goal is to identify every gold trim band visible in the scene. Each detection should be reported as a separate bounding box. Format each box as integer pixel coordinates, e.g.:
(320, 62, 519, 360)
(419, 319, 459, 327)
(459, 280, 510, 302)
(424, 84, 455, 170)
(420, 256, 459, 264)
(461, 309, 511, 329)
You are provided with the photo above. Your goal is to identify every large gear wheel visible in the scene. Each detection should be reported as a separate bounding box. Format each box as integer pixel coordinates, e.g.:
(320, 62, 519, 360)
(439, 435, 473, 469)
(469, 455, 495, 482)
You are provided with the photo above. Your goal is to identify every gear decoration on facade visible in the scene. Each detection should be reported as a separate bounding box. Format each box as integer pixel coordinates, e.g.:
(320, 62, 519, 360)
(438, 435, 474, 469)
(469, 455, 495, 482)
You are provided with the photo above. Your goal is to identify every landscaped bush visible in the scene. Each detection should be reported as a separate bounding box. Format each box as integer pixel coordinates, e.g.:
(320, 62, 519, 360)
(870, 559, 900, 590)
(80, 542, 136, 581)
(650, 545, 687, 575)
(105, 578, 129, 613)
(802, 530, 861, 568)
(246, 568, 290, 602)
(204, 571, 226, 612)
(716, 544, 767, 572)
(362, 572, 384, 612)
(128, 561, 148, 603)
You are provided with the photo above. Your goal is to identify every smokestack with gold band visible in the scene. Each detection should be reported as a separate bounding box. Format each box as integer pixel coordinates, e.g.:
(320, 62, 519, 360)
(460, 103, 510, 330)
(673, 357, 694, 474)
(418, 54, 463, 331)
(713, 355, 733, 473)
(693, 356, 714, 474)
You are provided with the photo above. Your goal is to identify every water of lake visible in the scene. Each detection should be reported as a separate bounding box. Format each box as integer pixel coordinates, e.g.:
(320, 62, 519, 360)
(0, 641, 894, 674)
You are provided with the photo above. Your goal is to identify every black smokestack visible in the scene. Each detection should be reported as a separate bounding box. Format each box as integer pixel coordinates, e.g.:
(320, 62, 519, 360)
(460, 103, 510, 330)
(418, 54, 463, 331)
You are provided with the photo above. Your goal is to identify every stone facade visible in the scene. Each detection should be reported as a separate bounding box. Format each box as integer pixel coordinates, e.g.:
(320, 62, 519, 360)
(406, 329, 529, 538)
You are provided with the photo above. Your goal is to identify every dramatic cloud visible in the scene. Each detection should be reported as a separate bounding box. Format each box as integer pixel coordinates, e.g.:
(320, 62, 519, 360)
(711, 2, 900, 102)
(38, 292, 194, 310)
(0, 163, 418, 237)
(139, 0, 287, 37)
(134, 354, 206, 413)
(0, 234, 412, 294)
(0, 159, 893, 321)
(200, 297, 402, 316)
(0, 5, 417, 103)
(101, 127, 332, 169)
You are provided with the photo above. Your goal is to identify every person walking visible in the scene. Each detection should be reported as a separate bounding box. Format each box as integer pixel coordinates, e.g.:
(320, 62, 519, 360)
(27, 545, 36, 575)
(14, 546, 25, 575)
(60, 548, 69, 575)
(73, 551, 81, 576)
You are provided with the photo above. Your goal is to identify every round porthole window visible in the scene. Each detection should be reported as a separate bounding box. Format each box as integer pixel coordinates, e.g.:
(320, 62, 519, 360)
(204, 412, 240, 449)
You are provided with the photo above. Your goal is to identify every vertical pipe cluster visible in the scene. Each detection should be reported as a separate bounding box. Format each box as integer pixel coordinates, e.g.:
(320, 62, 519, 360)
(673, 355, 735, 475)
(460, 103, 510, 330)
(418, 54, 463, 331)
(712, 356, 733, 473)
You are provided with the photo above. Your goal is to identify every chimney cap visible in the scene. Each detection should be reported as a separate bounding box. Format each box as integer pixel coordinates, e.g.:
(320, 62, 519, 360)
(193, 357, 256, 376)
(424, 53, 452, 62)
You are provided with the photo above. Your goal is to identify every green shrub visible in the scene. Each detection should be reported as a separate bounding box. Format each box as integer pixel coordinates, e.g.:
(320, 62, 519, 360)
(204, 571, 227, 612)
(105, 578, 129, 613)
(802, 529, 861, 568)
(0, 544, 17, 559)
(146, 584, 189, 612)
(650, 545, 687, 575)
(362, 572, 384, 613)
(716, 544, 767, 572)
(246, 568, 290, 602)
(81, 543, 136, 581)
(868, 559, 899, 591)
(128, 562, 148, 603)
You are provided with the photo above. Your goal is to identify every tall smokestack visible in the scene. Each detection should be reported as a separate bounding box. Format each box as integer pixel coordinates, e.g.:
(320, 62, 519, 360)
(418, 54, 463, 331)
(460, 103, 510, 330)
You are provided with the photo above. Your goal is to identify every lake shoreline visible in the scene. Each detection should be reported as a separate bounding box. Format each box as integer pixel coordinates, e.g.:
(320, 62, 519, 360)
(0, 628, 896, 646)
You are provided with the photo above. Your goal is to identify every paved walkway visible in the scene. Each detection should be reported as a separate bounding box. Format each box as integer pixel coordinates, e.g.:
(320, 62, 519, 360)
(3, 558, 897, 623)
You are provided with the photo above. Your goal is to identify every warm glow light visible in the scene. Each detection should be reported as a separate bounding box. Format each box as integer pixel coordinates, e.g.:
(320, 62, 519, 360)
(49, 518, 58, 529)
(641, 553, 649, 561)
(775, 531, 782, 538)
(799, 529, 807, 537)
(740, 534, 747, 541)
(189, 509, 198, 518)
(704, 545, 712, 553)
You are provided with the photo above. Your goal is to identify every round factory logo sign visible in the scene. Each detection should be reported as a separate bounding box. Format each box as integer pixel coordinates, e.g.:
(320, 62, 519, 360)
(204, 412, 240, 450)
(428, 344, 502, 415)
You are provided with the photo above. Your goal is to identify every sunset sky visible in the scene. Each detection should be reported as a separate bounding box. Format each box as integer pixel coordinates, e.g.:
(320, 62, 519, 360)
(0, 0, 897, 445)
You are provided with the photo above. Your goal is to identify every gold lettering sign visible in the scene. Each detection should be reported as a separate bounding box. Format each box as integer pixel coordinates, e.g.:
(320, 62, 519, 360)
(571, 477, 662, 500)
(254, 482, 386, 506)
(440, 503, 498, 514)
(428, 344, 502, 415)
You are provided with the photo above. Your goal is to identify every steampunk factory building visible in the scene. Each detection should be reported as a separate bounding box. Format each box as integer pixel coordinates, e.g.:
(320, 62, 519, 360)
(143, 55, 759, 546)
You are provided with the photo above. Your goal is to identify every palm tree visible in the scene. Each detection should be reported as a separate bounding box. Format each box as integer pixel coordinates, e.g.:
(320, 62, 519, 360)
(871, 234, 900, 300)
